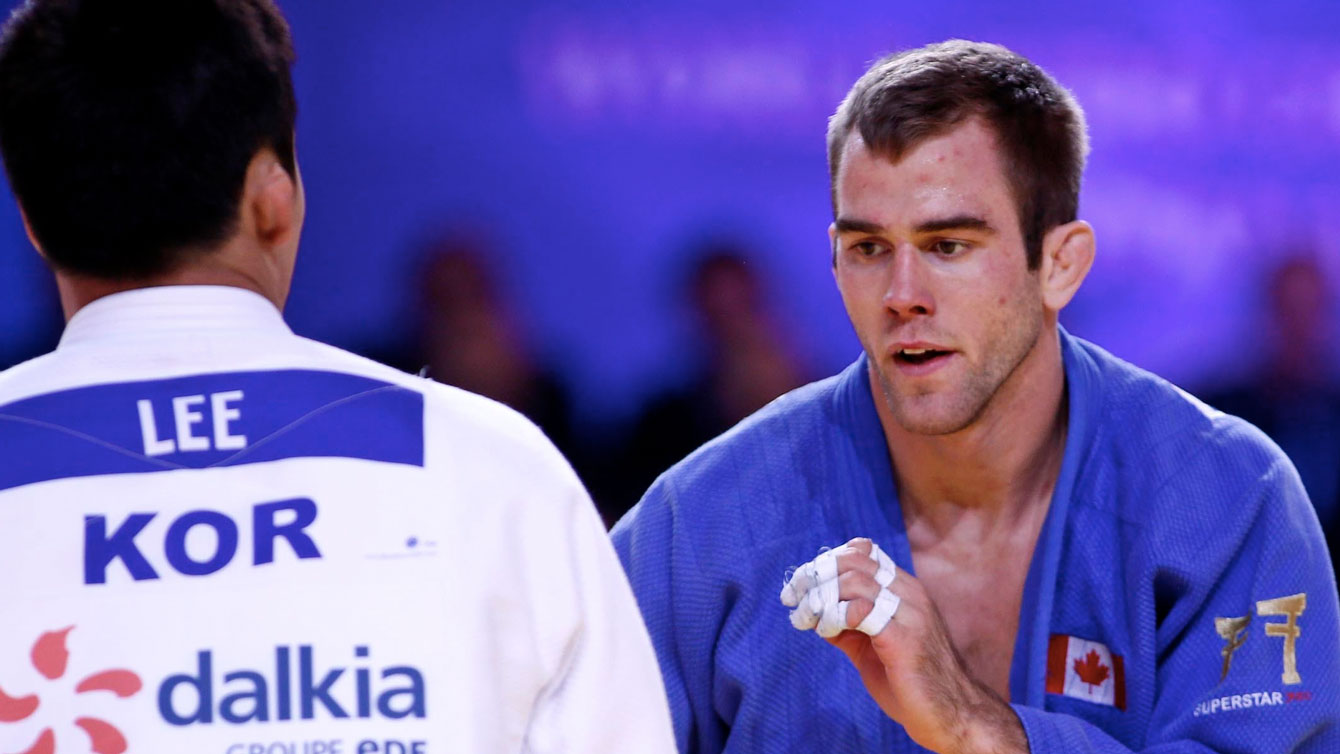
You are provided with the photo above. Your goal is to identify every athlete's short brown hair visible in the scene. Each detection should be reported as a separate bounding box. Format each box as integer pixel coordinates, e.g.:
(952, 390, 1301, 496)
(827, 40, 1088, 269)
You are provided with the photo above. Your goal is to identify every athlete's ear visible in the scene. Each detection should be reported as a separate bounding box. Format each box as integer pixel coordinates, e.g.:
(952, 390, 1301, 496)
(828, 223, 838, 269)
(240, 148, 302, 253)
(1038, 220, 1094, 312)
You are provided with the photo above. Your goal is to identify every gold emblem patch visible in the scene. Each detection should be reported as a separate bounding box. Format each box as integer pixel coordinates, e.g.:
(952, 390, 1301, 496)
(1214, 592, 1307, 686)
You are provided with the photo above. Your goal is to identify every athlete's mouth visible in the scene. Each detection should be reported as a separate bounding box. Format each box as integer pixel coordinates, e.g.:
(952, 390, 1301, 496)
(894, 347, 951, 365)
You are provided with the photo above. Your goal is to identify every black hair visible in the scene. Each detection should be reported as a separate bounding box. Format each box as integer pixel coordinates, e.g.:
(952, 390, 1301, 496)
(0, 0, 297, 279)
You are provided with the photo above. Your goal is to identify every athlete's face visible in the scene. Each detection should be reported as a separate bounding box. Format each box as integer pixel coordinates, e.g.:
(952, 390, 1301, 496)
(830, 118, 1045, 435)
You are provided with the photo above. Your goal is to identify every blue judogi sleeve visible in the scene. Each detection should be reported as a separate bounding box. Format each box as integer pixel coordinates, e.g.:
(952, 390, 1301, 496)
(613, 475, 726, 753)
(610, 366, 928, 754)
(1016, 458, 1340, 753)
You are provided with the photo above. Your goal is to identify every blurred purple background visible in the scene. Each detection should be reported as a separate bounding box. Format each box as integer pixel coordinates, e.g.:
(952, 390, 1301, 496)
(1, 0, 1338, 519)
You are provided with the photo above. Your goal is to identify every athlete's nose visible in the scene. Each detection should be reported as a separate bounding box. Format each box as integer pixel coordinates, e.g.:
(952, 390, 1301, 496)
(882, 245, 935, 318)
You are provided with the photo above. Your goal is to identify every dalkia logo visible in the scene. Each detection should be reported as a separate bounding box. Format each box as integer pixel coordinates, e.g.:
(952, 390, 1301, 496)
(158, 645, 426, 725)
(0, 627, 142, 754)
(1, 630, 425, 751)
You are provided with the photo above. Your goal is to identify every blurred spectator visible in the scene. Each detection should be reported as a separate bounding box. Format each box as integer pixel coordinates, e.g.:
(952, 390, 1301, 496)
(602, 244, 810, 521)
(1204, 255, 1340, 564)
(372, 229, 581, 462)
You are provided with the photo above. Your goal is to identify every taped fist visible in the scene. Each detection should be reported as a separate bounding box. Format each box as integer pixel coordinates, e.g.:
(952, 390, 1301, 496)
(778, 538, 1027, 754)
(780, 539, 901, 637)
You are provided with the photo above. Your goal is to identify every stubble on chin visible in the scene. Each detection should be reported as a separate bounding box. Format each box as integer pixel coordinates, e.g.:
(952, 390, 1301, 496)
(874, 363, 991, 436)
(872, 329, 1040, 437)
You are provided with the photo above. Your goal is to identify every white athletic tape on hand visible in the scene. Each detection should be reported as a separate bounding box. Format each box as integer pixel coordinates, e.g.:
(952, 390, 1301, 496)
(783, 542, 900, 636)
(814, 548, 842, 584)
(816, 600, 849, 638)
(870, 543, 897, 588)
(785, 564, 819, 627)
(789, 600, 819, 630)
(779, 568, 803, 607)
(780, 562, 816, 607)
(789, 568, 841, 630)
(856, 589, 900, 636)
(780, 546, 850, 607)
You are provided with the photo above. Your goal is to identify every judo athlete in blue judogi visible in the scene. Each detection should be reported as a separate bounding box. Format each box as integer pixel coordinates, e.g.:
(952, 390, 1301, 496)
(612, 40, 1340, 753)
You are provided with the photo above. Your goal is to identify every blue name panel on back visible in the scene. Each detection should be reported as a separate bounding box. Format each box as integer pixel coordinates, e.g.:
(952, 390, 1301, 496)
(0, 369, 424, 492)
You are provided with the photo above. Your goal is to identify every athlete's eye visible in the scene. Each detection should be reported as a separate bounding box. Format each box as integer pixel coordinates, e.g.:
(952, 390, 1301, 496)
(931, 240, 969, 257)
(852, 240, 888, 258)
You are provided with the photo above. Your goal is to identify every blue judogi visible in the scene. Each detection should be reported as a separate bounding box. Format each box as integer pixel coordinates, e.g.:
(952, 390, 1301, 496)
(612, 330, 1340, 752)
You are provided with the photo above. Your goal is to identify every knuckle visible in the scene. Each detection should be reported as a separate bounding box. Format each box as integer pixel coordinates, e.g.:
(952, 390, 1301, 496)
(846, 537, 873, 554)
(846, 599, 874, 627)
(839, 571, 885, 604)
(903, 574, 927, 598)
(837, 551, 876, 574)
(838, 570, 867, 587)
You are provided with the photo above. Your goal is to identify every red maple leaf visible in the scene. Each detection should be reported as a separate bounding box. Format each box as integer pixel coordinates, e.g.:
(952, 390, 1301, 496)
(1073, 649, 1110, 689)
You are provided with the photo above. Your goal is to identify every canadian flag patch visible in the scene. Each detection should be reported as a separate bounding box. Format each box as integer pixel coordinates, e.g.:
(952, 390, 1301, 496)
(1046, 634, 1126, 709)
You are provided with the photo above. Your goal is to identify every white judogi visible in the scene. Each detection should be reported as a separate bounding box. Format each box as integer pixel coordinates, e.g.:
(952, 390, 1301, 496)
(0, 285, 674, 754)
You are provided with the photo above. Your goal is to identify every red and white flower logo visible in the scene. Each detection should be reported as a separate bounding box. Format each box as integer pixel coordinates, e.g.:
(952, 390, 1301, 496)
(0, 627, 140, 754)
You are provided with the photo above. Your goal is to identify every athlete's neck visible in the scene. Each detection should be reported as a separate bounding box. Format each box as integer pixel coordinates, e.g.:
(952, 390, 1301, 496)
(875, 325, 1068, 537)
(54, 237, 293, 321)
(40, 148, 303, 322)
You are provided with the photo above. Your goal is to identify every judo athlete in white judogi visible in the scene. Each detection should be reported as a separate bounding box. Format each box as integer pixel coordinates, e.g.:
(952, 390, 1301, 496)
(0, 2, 674, 752)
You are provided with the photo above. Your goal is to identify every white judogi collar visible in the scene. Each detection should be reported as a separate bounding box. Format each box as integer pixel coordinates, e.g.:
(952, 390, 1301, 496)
(59, 285, 291, 349)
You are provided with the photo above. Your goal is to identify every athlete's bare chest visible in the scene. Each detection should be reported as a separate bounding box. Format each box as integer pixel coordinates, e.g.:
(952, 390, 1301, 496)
(911, 535, 1038, 700)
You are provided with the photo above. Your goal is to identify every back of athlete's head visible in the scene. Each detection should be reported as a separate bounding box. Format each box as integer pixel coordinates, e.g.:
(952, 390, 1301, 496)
(0, 0, 297, 279)
(827, 40, 1088, 270)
